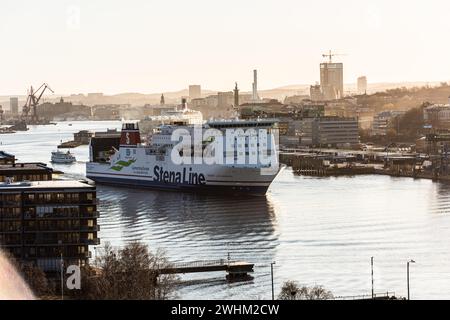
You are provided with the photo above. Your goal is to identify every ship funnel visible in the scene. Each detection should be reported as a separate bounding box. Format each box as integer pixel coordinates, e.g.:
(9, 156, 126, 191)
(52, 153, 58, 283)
(120, 122, 141, 148)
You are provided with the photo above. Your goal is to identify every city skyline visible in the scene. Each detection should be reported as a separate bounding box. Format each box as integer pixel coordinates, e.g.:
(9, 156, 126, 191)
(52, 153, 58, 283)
(1, 0, 450, 95)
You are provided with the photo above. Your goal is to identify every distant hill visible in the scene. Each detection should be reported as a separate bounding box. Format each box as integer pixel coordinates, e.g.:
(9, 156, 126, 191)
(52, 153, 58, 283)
(0, 81, 447, 110)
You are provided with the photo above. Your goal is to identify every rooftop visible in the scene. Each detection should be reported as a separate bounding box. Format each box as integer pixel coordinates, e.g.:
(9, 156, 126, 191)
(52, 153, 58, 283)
(426, 104, 450, 110)
(0, 151, 15, 159)
(0, 162, 53, 172)
(0, 180, 94, 190)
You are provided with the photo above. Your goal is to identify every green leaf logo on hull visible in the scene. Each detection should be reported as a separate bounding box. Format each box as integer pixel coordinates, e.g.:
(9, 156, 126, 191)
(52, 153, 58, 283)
(110, 159, 136, 171)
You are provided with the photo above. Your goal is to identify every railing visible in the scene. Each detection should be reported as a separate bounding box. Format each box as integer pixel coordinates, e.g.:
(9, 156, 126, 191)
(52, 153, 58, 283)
(333, 292, 396, 300)
(163, 259, 232, 270)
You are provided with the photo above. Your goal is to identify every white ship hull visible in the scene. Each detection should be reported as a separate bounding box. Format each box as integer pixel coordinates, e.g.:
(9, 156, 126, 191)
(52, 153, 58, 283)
(86, 160, 280, 195)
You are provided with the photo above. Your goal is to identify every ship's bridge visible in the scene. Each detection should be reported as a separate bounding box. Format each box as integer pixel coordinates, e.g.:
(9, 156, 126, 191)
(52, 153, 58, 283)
(122, 122, 140, 131)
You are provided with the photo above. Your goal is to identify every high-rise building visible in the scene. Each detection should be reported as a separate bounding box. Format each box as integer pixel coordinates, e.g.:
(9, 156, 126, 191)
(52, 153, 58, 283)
(252, 70, 260, 101)
(10, 97, 19, 114)
(189, 85, 201, 100)
(357, 76, 367, 95)
(320, 62, 344, 101)
(0, 180, 99, 272)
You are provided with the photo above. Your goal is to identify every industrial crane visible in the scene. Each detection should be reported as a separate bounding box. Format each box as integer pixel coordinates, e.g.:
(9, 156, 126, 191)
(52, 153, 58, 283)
(322, 50, 346, 63)
(22, 83, 54, 121)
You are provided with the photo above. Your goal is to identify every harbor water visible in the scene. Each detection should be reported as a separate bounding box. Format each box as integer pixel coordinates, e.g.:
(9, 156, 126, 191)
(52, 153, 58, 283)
(2, 121, 450, 299)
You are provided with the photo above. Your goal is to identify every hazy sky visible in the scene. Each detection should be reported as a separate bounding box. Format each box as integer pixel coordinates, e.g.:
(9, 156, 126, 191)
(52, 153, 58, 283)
(1, 0, 449, 95)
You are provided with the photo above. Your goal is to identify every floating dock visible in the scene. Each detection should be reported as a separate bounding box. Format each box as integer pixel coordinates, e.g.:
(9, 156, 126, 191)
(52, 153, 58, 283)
(158, 259, 254, 281)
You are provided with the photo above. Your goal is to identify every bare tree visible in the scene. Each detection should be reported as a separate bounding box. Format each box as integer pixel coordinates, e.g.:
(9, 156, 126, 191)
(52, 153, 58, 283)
(278, 280, 333, 300)
(20, 263, 54, 297)
(80, 242, 178, 300)
(0, 251, 54, 298)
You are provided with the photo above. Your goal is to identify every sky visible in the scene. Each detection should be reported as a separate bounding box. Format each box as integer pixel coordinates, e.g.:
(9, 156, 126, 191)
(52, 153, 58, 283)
(1, 0, 450, 95)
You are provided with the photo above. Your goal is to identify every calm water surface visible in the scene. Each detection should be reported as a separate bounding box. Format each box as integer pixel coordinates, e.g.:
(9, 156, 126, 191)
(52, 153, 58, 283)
(1, 121, 450, 299)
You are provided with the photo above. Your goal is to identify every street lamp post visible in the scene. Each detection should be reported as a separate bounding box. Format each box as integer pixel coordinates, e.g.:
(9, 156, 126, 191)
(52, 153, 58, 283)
(270, 261, 276, 300)
(407, 259, 415, 300)
(371, 257, 374, 299)
(60, 253, 64, 300)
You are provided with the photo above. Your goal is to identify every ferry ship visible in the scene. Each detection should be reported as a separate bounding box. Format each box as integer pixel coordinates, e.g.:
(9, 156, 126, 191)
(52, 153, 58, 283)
(51, 150, 76, 164)
(86, 119, 281, 195)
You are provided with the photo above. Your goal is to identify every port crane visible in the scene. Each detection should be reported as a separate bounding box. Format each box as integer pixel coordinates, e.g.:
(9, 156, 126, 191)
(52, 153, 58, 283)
(322, 50, 346, 63)
(22, 83, 54, 122)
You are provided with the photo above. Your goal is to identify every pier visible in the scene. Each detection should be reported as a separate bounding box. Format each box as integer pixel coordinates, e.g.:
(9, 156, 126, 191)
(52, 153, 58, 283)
(58, 130, 93, 149)
(158, 259, 254, 281)
(279, 148, 437, 179)
(333, 292, 398, 300)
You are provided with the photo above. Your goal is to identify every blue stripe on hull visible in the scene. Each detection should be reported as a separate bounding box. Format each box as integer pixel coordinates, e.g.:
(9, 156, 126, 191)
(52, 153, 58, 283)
(87, 175, 269, 196)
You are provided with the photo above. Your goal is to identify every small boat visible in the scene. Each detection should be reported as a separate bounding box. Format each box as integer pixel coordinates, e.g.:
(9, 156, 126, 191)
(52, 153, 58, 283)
(51, 150, 76, 164)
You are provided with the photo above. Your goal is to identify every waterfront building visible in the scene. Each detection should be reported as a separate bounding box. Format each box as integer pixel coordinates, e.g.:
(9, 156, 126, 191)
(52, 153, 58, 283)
(372, 110, 405, 136)
(279, 119, 302, 147)
(320, 62, 344, 100)
(357, 76, 367, 95)
(299, 116, 359, 147)
(0, 152, 15, 165)
(425, 132, 450, 155)
(424, 98, 450, 128)
(73, 130, 93, 144)
(91, 104, 122, 120)
(10, 97, 19, 114)
(0, 180, 99, 272)
(37, 97, 91, 121)
(189, 85, 202, 100)
(0, 163, 54, 182)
